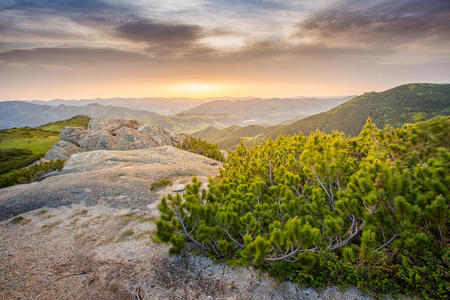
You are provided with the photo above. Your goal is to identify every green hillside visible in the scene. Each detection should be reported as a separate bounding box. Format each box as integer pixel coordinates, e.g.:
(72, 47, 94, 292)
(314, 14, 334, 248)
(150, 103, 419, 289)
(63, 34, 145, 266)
(270, 83, 450, 137)
(0, 115, 90, 175)
(139, 113, 246, 134)
(193, 124, 269, 149)
(195, 83, 450, 149)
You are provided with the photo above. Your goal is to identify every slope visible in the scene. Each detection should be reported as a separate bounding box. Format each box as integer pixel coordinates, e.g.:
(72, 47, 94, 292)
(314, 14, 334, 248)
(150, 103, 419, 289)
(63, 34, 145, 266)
(269, 83, 450, 137)
(194, 83, 450, 149)
(183, 97, 352, 125)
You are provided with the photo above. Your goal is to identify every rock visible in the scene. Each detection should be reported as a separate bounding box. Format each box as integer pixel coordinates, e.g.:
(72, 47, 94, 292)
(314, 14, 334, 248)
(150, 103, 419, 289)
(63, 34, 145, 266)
(45, 117, 186, 160)
(87, 117, 140, 132)
(0, 146, 220, 220)
(220, 150, 229, 159)
(137, 124, 177, 146)
(172, 184, 185, 193)
(44, 140, 81, 160)
(113, 127, 157, 150)
(60, 126, 86, 145)
(79, 129, 115, 151)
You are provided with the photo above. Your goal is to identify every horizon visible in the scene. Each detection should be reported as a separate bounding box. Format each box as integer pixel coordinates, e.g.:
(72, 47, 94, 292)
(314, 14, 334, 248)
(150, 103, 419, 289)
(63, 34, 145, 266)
(0, 82, 446, 102)
(1, 0, 449, 100)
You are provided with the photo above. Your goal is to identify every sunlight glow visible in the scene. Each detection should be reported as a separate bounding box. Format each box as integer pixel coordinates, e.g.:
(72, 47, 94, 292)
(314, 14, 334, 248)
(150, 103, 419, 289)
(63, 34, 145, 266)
(165, 82, 226, 97)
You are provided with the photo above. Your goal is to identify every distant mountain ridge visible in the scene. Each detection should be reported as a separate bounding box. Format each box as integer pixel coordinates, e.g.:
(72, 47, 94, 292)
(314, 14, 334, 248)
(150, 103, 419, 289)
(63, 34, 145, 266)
(0, 101, 158, 129)
(25, 98, 211, 115)
(194, 83, 450, 149)
(1, 96, 353, 131)
(270, 83, 450, 137)
(182, 97, 352, 125)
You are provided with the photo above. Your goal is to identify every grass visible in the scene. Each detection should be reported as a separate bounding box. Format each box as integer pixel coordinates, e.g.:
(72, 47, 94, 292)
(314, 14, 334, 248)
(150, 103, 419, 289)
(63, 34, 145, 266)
(70, 209, 88, 218)
(0, 115, 91, 179)
(0, 116, 89, 187)
(41, 214, 56, 220)
(150, 178, 173, 191)
(38, 115, 90, 131)
(42, 220, 61, 230)
(138, 217, 154, 223)
(35, 209, 48, 216)
(121, 228, 134, 237)
(116, 212, 139, 225)
(10, 216, 31, 225)
(0, 134, 60, 155)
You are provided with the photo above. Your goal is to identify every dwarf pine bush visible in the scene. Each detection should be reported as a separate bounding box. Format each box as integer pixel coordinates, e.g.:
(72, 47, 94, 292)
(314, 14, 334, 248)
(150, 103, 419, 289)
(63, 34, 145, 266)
(157, 117, 449, 298)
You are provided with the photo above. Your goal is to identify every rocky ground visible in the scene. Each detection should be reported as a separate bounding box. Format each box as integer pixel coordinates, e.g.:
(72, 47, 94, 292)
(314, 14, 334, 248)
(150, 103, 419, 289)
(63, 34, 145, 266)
(0, 146, 218, 221)
(0, 146, 375, 299)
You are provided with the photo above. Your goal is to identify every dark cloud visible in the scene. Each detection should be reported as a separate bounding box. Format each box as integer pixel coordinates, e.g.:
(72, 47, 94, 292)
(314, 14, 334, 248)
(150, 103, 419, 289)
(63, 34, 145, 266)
(0, 0, 118, 15)
(0, 47, 150, 65)
(293, 0, 450, 48)
(115, 19, 204, 49)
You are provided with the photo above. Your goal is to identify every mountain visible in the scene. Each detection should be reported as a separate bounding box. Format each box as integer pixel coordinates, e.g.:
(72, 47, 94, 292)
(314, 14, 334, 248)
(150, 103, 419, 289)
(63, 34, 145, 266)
(192, 124, 268, 149)
(269, 83, 450, 137)
(195, 83, 450, 149)
(183, 97, 352, 125)
(0, 102, 158, 129)
(26, 97, 211, 115)
(139, 113, 247, 134)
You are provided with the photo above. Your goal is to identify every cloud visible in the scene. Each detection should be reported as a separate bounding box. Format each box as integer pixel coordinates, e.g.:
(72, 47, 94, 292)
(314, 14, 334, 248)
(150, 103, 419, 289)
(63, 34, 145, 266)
(115, 19, 204, 49)
(292, 0, 450, 49)
(0, 0, 118, 15)
(0, 47, 150, 65)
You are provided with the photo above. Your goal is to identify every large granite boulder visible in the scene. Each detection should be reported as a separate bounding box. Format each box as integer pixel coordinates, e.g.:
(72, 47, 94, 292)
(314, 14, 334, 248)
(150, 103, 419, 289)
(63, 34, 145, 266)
(60, 127, 86, 145)
(114, 127, 157, 150)
(137, 124, 183, 146)
(88, 118, 140, 132)
(45, 117, 186, 160)
(44, 140, 81, 160)
(78, 129, 116, 151)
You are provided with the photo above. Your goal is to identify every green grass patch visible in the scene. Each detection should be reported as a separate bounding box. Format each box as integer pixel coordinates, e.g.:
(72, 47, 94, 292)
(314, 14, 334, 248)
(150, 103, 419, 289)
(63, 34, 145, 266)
(10, 216, 31, 225)
(70, 209, 88, 218)
(150, 178, 173, 191)
(116, 212, 139, 225)
(138, 217, 154, 223)
(42, 220, 61, 230)
(0, 115, 90, 179)
(35, 209, 48, 216)
(121, 229, 134, 237)
(0, 159, 65, 188)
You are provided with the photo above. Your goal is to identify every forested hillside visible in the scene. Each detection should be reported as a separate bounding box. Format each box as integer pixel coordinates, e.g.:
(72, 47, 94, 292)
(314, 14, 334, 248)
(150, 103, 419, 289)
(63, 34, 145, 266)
(195, 84, 450, 149)
(0, 116, 90, 179)
(157, 116, 449, 298)
(193, 125, 268, 149)
(270, 83, 450, 137)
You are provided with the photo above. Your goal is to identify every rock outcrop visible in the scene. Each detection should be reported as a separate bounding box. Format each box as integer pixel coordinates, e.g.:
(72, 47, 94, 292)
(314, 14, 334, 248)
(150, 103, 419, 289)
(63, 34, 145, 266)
(0, 146, 219, 221)
(45, 117, 186, 160)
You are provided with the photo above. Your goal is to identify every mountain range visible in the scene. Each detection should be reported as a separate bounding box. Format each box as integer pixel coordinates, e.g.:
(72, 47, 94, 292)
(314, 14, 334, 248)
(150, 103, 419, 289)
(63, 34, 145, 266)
(0, 102, 157, 129)
(194, 83, 450, 148)
(183, 97, 351, 125)
(1, 96, 352, 131)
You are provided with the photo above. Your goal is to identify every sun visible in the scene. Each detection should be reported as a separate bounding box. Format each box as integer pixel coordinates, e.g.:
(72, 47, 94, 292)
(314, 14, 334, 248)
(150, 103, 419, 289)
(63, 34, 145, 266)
(164, 82, 225, 98)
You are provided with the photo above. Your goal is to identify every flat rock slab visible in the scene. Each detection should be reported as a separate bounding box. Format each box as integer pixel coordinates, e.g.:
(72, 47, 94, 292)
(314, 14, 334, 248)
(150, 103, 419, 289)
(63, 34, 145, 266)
(0, 146, 220, 221)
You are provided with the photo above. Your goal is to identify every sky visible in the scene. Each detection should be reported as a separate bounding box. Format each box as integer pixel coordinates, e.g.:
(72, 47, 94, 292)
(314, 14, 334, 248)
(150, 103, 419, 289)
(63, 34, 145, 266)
(0, 0, 449, 100)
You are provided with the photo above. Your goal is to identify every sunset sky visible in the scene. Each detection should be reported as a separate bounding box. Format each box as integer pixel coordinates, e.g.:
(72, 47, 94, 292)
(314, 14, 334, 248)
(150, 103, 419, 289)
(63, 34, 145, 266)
(0, 0, 449, 100)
